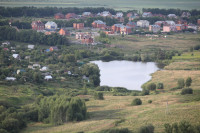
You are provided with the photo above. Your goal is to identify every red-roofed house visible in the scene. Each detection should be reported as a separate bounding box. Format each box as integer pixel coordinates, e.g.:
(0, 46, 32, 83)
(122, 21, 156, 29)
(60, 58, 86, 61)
(92, 20, 106, 29)
(54, 13, 65, 19)
(65, 13, 77, 19)
(59, 28, 70, 36)
(73, 23, 84, 29)
(31, 20, 45, 31)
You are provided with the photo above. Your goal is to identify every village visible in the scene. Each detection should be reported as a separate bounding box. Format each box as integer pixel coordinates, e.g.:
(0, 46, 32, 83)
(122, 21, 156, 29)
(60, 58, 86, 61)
(29, 10, 200, 45)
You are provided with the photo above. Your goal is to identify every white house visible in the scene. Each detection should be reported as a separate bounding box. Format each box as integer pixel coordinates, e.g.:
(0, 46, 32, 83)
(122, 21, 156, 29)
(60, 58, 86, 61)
(187, 24, 198, 31)
(116, 12, 123, 17)
(168, 14, 177, 18)
(82, 12, 92, 16)
(40, 66, 48, 71)
(137, 20, 150, 28)
(44, 75, 52, 81)
(28, 45, 35, 50)
(2, 41, 10, 46)
(165, 21, 175, 26)
(101, 11, 112, 17)
(12, 54, 20, 59)
(33, 63, 41, 68)
(6, 77, 16, 81)
(45, 21, 57, 30)
(142, 12, 153, 17)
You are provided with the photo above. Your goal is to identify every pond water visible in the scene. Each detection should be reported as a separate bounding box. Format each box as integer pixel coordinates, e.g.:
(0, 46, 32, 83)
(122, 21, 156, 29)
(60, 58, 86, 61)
(91, 60, 159, 91)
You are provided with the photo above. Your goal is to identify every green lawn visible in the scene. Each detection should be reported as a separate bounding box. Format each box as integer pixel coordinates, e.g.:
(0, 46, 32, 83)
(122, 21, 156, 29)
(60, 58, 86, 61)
(1, 0, 200, 10)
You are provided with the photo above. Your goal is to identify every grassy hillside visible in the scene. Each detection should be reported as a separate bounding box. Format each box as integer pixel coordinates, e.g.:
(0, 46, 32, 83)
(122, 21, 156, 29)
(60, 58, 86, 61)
(1, 0, 200, 10)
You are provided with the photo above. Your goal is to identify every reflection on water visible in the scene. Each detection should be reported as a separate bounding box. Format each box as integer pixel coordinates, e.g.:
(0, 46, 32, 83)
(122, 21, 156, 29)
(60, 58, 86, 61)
(91, 60, 159, 90)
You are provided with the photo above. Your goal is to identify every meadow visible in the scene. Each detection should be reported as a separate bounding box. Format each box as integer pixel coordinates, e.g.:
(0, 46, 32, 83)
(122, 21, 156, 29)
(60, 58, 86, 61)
(1, 0, 200, 11)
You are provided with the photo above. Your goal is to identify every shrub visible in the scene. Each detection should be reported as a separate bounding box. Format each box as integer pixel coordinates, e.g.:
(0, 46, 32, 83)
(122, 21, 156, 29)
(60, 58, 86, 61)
(99, 128, 131, 133)
(139, 124, 154, 133)
(141, 89, 149, 96)
(131, 98, 142, 106)
(185, 77, 192, 87)
(157, 83, 164, 89)
(181, 88, 193, 95)
(148, 100, 152, 104)
(94, 92, 104, 100)
(96, 86, 111, 91)
(177, 78, 185, 89)
(147, 83, 156, 91)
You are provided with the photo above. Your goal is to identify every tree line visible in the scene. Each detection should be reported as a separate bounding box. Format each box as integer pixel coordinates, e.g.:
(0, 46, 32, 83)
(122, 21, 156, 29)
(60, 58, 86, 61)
(0, 26, 69, 45)
(0, 7, 116, 17)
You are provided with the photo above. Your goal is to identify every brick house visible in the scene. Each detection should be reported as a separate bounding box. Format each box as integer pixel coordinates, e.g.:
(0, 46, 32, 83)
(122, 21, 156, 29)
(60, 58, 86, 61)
(59, 28, 70, 36)
(65, 13, 77, 19)
(112, 24, 123, 33)
(120, 26, 132, 35)
(175, 24, 185, 31)
(54, 13, 65, 19)
(31, 20, 45, 31)
(73, 23, 84, 29)
(149, 25, 161, 33)
(92, 20, 106, 29)
(163, 25, 176, 32)
(155, 21, 166, 27)
(197, 19, 200, 26)
(126, 21, 136, 28)
(177, 20, 188, 25)
(137, 20, 150, 28)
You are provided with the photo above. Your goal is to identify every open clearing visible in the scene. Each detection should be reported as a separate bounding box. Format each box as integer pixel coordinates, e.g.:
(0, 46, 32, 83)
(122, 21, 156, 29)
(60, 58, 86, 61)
(1, 0, 200, 10)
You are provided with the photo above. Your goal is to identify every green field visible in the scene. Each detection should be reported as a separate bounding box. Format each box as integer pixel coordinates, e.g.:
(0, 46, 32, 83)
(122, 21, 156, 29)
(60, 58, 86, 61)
(1, 0, 200, 11)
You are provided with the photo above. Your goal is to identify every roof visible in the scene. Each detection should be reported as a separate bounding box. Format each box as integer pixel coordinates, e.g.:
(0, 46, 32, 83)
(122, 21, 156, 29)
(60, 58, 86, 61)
(6, 77, 16, 81)
(45, 75, 52, 79)
(93, 20, 106, 25)
(114, 24, 124, 28)
(45, 21, 57, 26)
(28, 45, 35, 49)
(82, 12, 91, 16)
(127, 21, 136, 25)
(12, 54, 19, 58)
(150, 25, 161, 28)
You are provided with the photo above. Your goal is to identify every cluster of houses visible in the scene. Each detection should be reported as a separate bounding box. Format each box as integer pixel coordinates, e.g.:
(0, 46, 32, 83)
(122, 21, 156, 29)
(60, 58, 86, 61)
(31, 11, 200, 45)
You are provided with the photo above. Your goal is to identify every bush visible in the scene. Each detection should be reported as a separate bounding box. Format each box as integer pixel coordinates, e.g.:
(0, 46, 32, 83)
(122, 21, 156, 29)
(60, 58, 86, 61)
(131, 98, 142, 106)
(181, 88, 193, 95)
(112, 87, 129, 93)
(157, 83, 164, 89)
(96, 86, 111, 91)
(141, 89, 149, 96)
(94, 92, 104, 100)
(99, 128, 131, 133)
(147, 83, 156, 91)
(1, 118, 19, 133)
(148, 100, 152, 104)
(139, 124, 154, 133)
(177, 78, 185, 89)
(185, 77, 192, 87)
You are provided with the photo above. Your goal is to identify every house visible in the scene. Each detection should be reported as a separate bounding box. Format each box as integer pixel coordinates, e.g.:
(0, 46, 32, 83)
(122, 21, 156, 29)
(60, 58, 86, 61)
(45, 21, 57, 30)
(59, 28, 70, 36)
(82, 12, 92, 17)
(177, 20, 187, 25)
(197, 19, 200, 26)
(163, 25, 176, 32)
(181, 12, 191, 18)
(127, 12, 134, 18)
(92, 20, 106, 29)
(12, 54, 20, 59)
(28, 45, 35, 50)
(49, 46, 58, 51)
(114, 13, 124, 23)
(54, 13, 65, 19)
(81, 36, 94, 44)
(168, 14, 177, 18)
(82, 75, 90, 82)
(65, 13, 78, 19)
(76, 32, 85, 40)
(73, 23, 84, 30)
(126, 21, 136, 28)
(149, 25, 161, 33)
(44, 75, 52, 81)
(155, 21, 166, 27)
(165, 21, 175, 26)
(104, 31, 114, 35)
(6, 77, 16, 81)
(100, 11, 112, 17)
(187, 24, 198, 30)
(116, 12, 123, 17)
(2, 41, 10, 46)
(17, 69, 26, 74)
(68, 71, 72, 75)
(142, 12, 153, 17)
(175, 24, 185, 31)
(137, 20, 150, 28)
(33, 63, 41, 68)
(127, 12, 139, 21)
(40, 66, 48, 71)
(112, 24, 124, 33)
(31, 21, 45, 31)
(120, 26, 132, 35)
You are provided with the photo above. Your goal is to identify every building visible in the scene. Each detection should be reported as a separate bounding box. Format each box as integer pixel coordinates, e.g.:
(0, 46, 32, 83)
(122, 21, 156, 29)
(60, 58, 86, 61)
(6, 77, 16, 81)
(127, 12, 139, 21)
(104, 31, 114, 35)
(92, 20, 106, 29)
(181, 12, 191, 18)
(142, 12, 153, 17)
(2, 41, 10, 46)
(155, 21, 165, 27)
(149, 25, 161, 33)
(137, 20, 150, 28)
(45, 21, 57, 30)
(126, 21, 136, 28)
(28, 45, 34, 50)
(17, 69, 26, 74)
(187, 24, 198, 30)
(82, 12, 92, 17)
(59, 28, 70, 36)
(44, 75, 52, 81)
(197, 19, 200, 26)
(175, 24, 185, 31)
(54, 13, 65, 19)
(40, 66, 48, 71)
(12, 54, 20, 59)
(81, 37, 94, 44)
(165, 21, 176, 26)
(177, 20, 187, 25)
(33, 63, 41, 68)
(65, 13, 77, 19)
(168, 14, 177, 18)
(100, 11, 112, 17)
(73, 23, 84, 29)
(163, 25, 176, 32)
(31, 20, 45, 31)
(112, 24, 124, 33)
(120, 26, 132, 35)
(49, 46, 58, 51)
(116, 12, 123, 17)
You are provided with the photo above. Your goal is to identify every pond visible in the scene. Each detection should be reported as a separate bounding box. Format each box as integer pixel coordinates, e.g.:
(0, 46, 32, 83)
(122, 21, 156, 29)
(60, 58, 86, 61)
(90, 60, 159, 91)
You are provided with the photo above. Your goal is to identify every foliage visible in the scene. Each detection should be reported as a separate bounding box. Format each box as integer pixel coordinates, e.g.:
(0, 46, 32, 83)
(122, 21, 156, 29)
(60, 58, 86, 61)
(157, 83, 164, 89)
(131, 98, 142, 106)
(139, 124, 154, 133)
(99, 128, 131, 133)
(181, 88, 193, 95)
(112, 87, 129, 93)
(177, 78, 185, 89)
(141, 89, 150, 96)
(185, 77, 192, 87)
(148, 100, 152, 104)
(94, 92, 104, 100)
(147, 83, 156, 91)
(96, 86, 111, 91)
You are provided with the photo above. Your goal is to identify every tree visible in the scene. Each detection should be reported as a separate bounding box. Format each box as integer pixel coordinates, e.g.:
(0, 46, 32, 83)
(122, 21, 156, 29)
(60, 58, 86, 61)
(177, 78, 185, 89)
(185, 77, 192, 87)
(147, 83, 156, 91)
(181, 88, 193, 95)
(131, 98, 142, 106)
(157, 83, 164, 89)
(94, 92, 104, 100)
